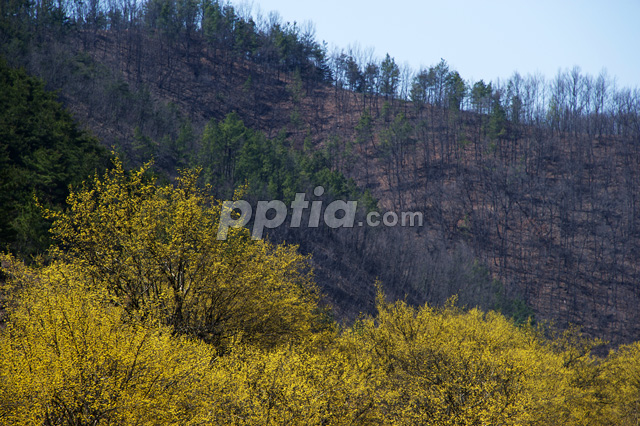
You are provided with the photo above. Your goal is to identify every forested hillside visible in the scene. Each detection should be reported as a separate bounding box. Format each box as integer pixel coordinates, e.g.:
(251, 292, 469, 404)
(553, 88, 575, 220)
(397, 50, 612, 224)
(0, 0, 531, 326)
(0, 60, 108, 257)
(3, 0, 640, 345)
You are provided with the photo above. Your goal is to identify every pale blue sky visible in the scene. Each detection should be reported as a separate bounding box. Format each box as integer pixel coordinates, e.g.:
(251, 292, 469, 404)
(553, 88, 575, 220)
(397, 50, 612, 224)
(247, 0, 640, 89)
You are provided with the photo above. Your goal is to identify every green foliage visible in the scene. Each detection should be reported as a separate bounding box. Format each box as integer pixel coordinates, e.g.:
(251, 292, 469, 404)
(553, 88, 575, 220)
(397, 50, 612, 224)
(199, 113, 375, 206)
(0, 0, 32, 53)
(288, 68, 305, 102)
(379, 112, 414, 161)
(132, 125, 155, 162)
(202, 0, 232, 47)
(410, 68, 433, 106)
(200, 0, 328, 79)
(380, 53, 400, 98)
(344, 54, 363, 92)
(488, 91, 508, 140)
(470, 79, 492, 113)
(446, 70, 467, 110)
(355, 110, 374, 145)
(0, 58, 107, 258)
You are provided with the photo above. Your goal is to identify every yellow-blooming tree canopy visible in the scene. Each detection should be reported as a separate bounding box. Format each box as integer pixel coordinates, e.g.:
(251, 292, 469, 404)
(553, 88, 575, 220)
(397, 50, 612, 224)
(335, 294, 574, 425)
(43, 158, 322, 349)
(0, 256, 216, 425)
(599, 342, 640, 425)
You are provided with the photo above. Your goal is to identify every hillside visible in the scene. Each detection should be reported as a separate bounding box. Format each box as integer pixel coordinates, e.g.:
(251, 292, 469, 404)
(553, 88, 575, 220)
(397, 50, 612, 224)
(2, 0, 640, 347)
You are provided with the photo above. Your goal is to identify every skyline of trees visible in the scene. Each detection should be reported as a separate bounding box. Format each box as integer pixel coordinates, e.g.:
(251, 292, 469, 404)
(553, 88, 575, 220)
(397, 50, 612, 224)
(3, 0, 639, 120)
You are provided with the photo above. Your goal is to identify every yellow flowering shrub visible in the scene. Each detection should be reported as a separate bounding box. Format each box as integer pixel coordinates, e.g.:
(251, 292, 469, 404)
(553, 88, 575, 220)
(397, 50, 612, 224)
(337, 293, 580, 425)
(202, 340, 375, 425)
(599, 342, 640, 425)
(44, 158, 320, 349)
(0, 255, 215, 425)
(0, 254, 626, 425)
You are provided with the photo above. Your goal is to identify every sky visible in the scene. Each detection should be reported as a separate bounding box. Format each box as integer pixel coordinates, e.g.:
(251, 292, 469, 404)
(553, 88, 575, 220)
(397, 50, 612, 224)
(246, 0, 640, 90)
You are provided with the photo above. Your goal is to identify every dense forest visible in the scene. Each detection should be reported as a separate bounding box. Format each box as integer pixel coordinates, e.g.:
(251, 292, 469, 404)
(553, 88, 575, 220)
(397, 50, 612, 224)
(2, 0, 640, 423)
